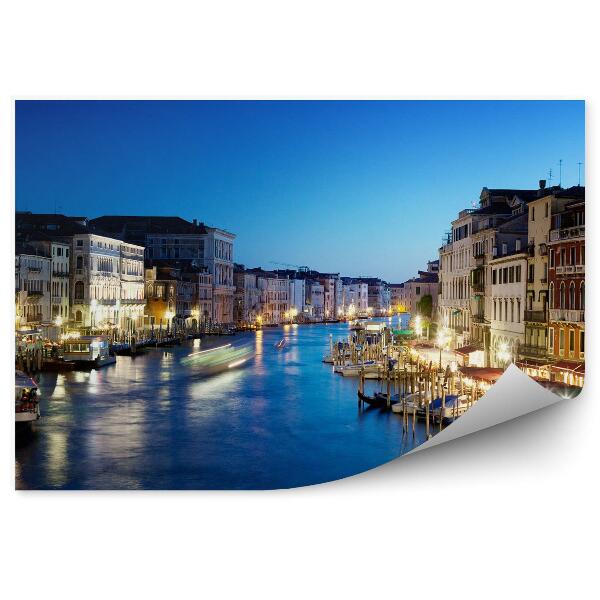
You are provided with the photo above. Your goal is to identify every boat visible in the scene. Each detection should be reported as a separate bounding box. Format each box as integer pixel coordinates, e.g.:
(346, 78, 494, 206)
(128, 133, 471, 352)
(15, 370, 40, 426)
(62, 335, 117, 368)
(322, 353, 334, 364)
(181, 341, 255, 376)
(335, 361, 383, 377)
(275, 338, 286, 349)
(357, 389, 398, 408)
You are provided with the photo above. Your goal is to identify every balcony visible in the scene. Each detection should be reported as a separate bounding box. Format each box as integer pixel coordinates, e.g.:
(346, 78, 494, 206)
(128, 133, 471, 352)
(52, 270, 69, 278)
(520, 345, 548, 359)
(549, 308, 584, 323)
(549, 225, 585, 242)
(471, 313, 487, 324)
(524, 310, 548, 323)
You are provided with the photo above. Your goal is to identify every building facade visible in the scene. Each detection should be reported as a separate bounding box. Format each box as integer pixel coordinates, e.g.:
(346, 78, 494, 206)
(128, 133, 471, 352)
(15, 246, 52, 328)
(547, 195, 585, 386)
(489, 251, 527, 367)
(71, 233, 145, 330)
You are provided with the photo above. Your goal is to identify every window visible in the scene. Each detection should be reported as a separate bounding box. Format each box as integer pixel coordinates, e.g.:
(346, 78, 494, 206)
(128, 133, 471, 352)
(580, 330, 585, 356)
(549, 327, 554, 352)
(492, 269, 497, 285)
(516, 265, 521, 282)
(545, 202, 549, 218)
(550, 250, 554, 268)
(76, 255, 83, 269)
(502, 243, 507, 255)
(549, 282, 554, 309)
(559, 282, 565, 309)
(74, 281, 84, 300)
(415, 286, 420, 295)
(570, 247, 576, 265)
(531, 206, 535, 222)
(569, 330, 575, 355)
(569, 282, 575, 309)
(528, 264, 534, 283)
(515, 239, 521, 252)
(559, 329, 564, 355)
(509, 266, 514, 283)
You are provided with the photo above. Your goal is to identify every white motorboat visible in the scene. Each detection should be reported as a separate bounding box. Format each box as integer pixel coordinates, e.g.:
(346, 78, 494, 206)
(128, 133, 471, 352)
(62, 335, 116, 368)
(336, 361, 383, 377)
(15, 370, 40, 425)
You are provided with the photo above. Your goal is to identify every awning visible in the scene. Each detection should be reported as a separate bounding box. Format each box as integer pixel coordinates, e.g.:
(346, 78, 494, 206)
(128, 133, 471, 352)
(459, 367, 505, 384)
(551, 361, 585, 374)
(454, 344, 482, 356)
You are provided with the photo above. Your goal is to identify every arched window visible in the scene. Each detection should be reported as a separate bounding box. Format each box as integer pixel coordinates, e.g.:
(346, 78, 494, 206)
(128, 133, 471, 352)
(75, 310, 82, 322)
(549, 282, 554, 309)
(74, 281, 84, 300)
(559, 282, 566, 309)
(580, 282, 585, 311)
(569, 282, 576, 310)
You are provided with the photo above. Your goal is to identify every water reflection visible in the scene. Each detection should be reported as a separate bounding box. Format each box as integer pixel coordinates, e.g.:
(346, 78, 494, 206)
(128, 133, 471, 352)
(16, 321, 425, 490)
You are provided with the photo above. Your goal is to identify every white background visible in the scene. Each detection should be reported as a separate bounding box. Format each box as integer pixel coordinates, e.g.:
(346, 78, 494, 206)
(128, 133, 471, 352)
(1, 2, 598, 599)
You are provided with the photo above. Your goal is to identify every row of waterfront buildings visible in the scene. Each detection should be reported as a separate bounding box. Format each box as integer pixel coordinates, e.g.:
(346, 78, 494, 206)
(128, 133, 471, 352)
(436, 181, 585, 387)
(15, 212, 408, 335)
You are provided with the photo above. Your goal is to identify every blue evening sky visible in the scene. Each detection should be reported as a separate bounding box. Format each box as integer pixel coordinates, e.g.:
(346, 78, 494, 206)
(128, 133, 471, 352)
(15, 100, 584, 282)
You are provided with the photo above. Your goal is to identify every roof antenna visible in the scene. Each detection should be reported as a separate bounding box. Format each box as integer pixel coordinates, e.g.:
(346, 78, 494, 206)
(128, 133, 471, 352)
(558, 159, 563, 188)
(578, 162, 583, 186)
(548, 168, 553, 186)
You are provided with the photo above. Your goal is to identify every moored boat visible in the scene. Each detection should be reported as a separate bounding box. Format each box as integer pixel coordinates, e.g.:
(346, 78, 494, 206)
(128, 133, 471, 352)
(15, 370, 40, 426)
(62, 336, 116, 368)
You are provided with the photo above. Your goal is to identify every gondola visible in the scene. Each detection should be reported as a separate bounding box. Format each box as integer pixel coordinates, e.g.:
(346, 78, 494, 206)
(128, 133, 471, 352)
(357, 389, 398, 408)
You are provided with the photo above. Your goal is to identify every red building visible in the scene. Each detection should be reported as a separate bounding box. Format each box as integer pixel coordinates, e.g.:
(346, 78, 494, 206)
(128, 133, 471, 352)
(547, 191, 585, 387)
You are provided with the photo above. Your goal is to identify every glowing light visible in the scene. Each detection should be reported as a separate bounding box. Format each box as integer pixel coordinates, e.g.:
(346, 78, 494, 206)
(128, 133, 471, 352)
(165, 310, 175, 320)
(54, 316, 63, 327)
(497, 342, 511, 364)
(228, 359, 247, 369)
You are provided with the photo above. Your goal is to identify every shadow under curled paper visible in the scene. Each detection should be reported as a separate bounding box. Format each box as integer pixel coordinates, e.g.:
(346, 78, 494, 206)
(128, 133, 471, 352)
(14, 99, 585, 490)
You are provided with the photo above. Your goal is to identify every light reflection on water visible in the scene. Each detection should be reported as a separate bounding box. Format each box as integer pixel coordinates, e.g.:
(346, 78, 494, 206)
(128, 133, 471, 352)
(15, 319, 426, 489)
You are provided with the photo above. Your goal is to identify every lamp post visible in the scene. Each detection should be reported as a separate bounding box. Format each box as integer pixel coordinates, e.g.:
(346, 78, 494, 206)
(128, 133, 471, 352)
(415, 315, 422, 339)
(436, 328, 449, 369)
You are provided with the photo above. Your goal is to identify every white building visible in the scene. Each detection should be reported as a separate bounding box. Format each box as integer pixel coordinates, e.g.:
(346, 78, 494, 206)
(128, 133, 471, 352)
(71, 233, 145, 330)
(489, 251, 528, 367)
(15, 245, 52, 328)
(91, 216, 236, 325)
(341, 282, 368, 316)
(288, 278, 306, 319)
(28, 239, 71, 324)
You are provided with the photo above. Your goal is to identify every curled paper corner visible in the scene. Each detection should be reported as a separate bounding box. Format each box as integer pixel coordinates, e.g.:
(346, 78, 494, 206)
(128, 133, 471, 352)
(408, 365, 570, 455)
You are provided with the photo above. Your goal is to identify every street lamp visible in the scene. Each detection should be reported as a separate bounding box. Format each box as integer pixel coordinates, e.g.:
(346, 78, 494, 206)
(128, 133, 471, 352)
(436, 328, 449, 369)
(415, 315, 422, 339)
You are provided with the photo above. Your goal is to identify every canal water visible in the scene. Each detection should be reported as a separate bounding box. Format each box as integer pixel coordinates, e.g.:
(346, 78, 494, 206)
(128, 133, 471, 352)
(15, 319, 428, 490)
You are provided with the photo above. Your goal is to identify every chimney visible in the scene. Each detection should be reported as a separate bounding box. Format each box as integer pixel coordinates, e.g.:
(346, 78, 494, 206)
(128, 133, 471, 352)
(192, 218, 197, 226)
(539, 179, 546, 190)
